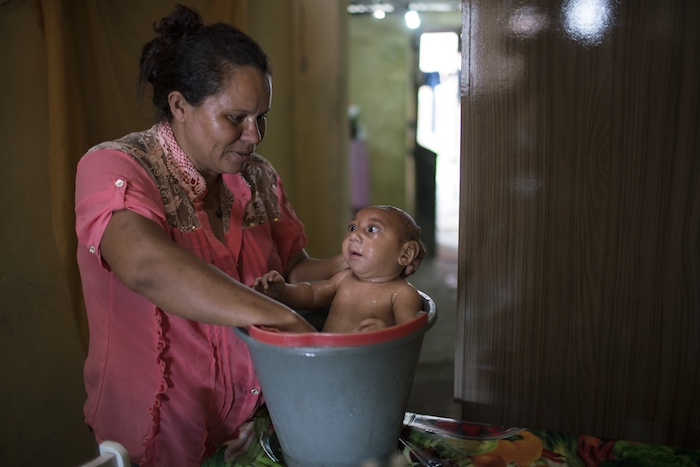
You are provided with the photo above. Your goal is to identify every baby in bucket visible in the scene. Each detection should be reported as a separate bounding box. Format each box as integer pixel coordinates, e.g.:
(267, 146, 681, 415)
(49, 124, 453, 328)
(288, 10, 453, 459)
(253, 205, 426, 333)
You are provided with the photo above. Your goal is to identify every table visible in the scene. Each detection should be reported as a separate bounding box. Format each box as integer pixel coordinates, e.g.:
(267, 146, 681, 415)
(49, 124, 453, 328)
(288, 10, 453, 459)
(202, 407, 700, 467)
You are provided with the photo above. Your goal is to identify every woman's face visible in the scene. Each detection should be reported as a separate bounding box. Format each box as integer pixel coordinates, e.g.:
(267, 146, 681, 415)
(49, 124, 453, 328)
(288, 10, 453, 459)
(175, 65, 272, 180)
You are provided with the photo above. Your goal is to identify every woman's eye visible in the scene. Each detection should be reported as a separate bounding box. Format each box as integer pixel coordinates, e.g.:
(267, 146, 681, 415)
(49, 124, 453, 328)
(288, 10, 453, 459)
(228, 115, 244, 123)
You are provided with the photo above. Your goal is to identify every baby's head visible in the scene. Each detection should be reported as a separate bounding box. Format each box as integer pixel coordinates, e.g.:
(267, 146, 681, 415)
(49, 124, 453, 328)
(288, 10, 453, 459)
(376, 205, 423, 249)
(342, 205, 425, 281)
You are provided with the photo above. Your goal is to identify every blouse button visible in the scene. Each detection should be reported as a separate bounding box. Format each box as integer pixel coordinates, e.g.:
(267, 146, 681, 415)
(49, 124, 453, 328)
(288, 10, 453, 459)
(115, 179, 125, 188)
(251, 388, 260, 395)
(89, 246, 96, 254)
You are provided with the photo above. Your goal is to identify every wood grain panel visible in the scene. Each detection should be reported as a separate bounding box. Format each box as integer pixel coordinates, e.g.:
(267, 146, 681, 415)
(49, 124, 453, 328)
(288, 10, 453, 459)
(456, 0, 700, 448)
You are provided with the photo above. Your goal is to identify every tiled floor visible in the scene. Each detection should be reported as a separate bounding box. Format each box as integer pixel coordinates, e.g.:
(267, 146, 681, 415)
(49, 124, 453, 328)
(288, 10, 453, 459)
(404, 244, 462, 420)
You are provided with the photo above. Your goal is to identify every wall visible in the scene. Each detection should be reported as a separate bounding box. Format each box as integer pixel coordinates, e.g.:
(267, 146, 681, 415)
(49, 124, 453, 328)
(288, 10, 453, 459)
(456, 0, 700, 448)
(0, 1, 349, 465)
(0, 1, 97, 465)
(349, 13, 413, 210)
(348, 9, 461, 225)
(248, 0, 350, 258)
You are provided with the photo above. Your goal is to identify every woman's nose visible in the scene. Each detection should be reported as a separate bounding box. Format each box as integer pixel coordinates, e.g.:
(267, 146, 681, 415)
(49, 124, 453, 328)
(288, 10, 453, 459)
(241, 119, 263, 144)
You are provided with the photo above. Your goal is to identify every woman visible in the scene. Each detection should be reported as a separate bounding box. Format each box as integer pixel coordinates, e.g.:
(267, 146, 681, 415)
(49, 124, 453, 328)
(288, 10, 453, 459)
(74, 5, 345, 466)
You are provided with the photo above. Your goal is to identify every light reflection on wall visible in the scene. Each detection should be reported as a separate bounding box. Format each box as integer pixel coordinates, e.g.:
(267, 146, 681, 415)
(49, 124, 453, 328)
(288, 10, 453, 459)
(509, 6, 549, 39)
(562, 0, 614, 45)
(467, 6, 526, 97)
(510, 171, 542, 198)
(464, 1, 616, 97)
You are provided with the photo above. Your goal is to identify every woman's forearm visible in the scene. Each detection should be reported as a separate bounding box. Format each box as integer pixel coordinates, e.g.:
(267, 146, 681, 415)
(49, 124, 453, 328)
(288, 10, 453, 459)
(101, 209, 315, 332)
(285, 253, 348, 283)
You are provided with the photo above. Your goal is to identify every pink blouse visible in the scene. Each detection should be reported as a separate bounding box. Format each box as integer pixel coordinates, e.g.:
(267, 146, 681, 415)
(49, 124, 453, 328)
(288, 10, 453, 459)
(74, 123, 306, 466)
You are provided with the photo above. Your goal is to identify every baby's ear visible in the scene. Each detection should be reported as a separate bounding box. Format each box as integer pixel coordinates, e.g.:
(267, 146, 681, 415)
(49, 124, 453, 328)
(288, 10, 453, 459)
(398, 240, 420, 266)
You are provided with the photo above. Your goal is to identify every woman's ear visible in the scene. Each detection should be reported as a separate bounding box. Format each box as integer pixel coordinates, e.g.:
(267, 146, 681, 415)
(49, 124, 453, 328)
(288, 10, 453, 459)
(168, 91, 189, 123)
(398, 240, 420, 266)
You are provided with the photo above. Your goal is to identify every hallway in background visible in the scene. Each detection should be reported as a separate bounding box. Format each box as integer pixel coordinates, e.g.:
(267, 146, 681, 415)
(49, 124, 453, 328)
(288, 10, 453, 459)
(405, 27, 461, 420)
(406, 244, 461, 420)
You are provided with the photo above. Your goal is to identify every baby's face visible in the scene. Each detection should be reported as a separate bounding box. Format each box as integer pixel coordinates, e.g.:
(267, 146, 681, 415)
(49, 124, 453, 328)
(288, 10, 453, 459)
(342, 208, 405, 281)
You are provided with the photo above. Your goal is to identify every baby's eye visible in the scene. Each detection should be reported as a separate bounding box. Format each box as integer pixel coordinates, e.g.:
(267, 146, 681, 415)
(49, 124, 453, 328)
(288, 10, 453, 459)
(348, 224, 357, 232)
(367, 225, 380, 233)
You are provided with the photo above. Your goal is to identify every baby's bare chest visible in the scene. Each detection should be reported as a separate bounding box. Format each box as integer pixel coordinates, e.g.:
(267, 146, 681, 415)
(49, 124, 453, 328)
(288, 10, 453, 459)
(330, 282, 395, 317)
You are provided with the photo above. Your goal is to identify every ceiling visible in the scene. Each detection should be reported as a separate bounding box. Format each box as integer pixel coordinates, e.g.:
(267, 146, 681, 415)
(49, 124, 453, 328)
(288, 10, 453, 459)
(347, 0, 462, 14)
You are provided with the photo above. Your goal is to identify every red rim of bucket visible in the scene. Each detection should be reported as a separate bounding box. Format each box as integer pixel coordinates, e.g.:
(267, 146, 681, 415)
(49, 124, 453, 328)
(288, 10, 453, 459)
(248, 311, 429, 347)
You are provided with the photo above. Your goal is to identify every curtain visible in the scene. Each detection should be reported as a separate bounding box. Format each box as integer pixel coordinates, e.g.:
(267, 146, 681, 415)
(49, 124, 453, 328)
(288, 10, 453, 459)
(39, 0, 247, 350)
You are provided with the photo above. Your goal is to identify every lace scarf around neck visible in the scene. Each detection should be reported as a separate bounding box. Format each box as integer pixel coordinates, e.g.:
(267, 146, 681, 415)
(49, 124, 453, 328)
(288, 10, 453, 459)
(156, 120, 207, 201)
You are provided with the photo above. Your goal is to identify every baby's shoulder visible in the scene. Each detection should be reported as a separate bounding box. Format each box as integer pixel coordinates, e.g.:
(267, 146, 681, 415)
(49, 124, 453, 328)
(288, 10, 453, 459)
(393, 279, 422, 301)
(396, 278, 419, 292)
(331, 269, 354, 286)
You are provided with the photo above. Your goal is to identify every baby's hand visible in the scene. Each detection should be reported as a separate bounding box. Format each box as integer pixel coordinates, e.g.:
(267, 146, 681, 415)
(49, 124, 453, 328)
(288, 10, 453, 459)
(352, 316, 389, 333)
(252, 270, 287, 299)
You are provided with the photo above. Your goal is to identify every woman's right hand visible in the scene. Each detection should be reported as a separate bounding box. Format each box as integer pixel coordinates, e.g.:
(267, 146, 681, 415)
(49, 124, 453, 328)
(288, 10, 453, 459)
(276, 314, 316, 333)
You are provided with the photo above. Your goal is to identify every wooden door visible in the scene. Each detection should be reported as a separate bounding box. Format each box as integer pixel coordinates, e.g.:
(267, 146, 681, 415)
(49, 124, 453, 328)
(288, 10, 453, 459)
(456, 0, 700, 448)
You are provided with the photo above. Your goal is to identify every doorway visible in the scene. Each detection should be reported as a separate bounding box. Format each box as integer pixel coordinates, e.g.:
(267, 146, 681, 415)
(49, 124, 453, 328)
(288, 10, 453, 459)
(348, 9, 462, 419)
(416, 31, 461, 251)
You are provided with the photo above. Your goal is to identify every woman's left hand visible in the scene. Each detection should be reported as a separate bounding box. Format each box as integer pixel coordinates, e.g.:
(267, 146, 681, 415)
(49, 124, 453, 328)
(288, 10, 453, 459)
(285, 251, 349, 283)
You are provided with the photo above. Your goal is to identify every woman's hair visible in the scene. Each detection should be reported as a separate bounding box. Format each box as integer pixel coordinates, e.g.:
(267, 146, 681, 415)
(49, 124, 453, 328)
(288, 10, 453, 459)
(138, 4, 272, 121)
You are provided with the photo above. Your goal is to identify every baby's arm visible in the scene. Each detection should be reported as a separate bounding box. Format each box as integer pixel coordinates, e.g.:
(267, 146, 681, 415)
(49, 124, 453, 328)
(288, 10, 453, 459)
(351, 284, 423, 333)
(254, 270, 348, 310)
(392, 284, 424, 326)
(351, 315, 389, 333)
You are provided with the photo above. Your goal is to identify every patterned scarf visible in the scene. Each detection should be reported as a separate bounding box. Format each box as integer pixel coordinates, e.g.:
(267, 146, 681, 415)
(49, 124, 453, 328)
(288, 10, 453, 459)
(156, 120, 207, 200)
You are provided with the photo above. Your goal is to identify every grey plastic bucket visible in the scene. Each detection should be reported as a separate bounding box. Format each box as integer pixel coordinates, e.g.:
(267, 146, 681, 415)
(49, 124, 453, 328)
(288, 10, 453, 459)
(235, 291, 437, 467)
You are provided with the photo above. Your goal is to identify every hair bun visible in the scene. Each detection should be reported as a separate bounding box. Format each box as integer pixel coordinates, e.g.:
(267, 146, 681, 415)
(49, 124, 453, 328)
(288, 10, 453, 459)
(139, 5, 204, 88)
(153, 4, 204, 43)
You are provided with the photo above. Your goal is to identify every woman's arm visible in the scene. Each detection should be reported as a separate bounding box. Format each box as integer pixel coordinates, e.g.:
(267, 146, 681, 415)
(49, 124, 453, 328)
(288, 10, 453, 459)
(101, 209, 315, 333)
(284, 250, 349, 283)
(285, 249, 421, 282)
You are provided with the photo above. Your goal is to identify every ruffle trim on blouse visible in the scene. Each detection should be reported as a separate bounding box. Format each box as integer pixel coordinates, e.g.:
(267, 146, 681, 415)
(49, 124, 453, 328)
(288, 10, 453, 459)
(141, 308, 170, 466)
(206, 326, 233, 458)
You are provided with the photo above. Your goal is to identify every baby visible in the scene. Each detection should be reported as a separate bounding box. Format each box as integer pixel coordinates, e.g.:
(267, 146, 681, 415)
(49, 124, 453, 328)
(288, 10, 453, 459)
(253, 205, 425, 333)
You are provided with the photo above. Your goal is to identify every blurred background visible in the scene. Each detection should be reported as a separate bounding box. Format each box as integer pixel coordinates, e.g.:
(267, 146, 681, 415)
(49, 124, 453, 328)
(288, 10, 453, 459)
(0, 1, 462, 464)
(4, 1, 700, 465)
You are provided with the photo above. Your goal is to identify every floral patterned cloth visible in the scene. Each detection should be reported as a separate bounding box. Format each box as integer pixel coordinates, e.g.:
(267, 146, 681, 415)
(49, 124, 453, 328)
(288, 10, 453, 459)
(203, 408, 700, 467)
